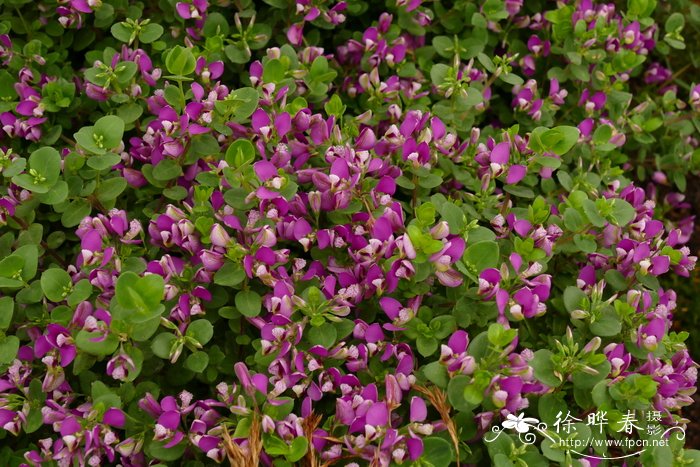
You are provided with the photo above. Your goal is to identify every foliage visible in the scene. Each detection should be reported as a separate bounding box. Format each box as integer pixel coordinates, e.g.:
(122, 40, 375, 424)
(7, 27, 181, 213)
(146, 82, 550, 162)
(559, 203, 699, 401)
(0, 0, 698, 465)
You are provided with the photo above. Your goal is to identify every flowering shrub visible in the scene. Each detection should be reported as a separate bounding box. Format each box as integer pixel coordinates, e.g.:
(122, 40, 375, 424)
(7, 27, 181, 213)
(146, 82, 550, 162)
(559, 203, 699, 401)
(0, 0, 699, 465)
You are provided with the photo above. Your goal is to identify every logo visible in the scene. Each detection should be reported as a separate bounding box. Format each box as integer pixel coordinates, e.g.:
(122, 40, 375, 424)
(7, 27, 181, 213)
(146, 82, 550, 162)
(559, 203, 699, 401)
(484, 410, 686, 460)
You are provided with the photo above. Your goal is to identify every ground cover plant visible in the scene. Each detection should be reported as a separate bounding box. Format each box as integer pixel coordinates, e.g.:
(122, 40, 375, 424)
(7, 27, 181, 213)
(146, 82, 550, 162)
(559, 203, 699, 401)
(0, 0, 700, 465)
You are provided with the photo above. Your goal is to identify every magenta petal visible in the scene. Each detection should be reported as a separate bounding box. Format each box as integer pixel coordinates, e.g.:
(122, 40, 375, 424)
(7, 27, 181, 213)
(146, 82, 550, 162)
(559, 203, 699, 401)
(103, 408, 126, 428)
(255, 246, 276, 265)
(274, 113, 291, 137)
(165, 431, 185, 448)
(34, 336, 51, 358)
(330, 159, 350, 179)
(254, 160, 277, 181)
(379, 297, 401, 319)
(198, 435, 220, 452)
(448, 330, 468, 353)
(444, 237, 465, 260)
(81, 230, 102, 251)
(59, 345, 76, 367)
(16, 101, 37, 116)
(513, 219, 532, 237)
(175, 2, 191, 18)
(506, 164, 527, 184)
(410, 397, 427, 422)
(251, 109, 270, 133)
(157, 411, 181, 430)
(651, 255, 670, 275)
(60, 417, 81, 436)
(372, 217, 392, 241)
(208, 62, 224, 79)
(496, 289, 509, 313)
(365, 323, 385, 343)
(480, 268, 501, 284)
(375, 176, 396, 194)
(491, 142, 510, 164)
(287, 23, 304, 46)
(252, 373, 268, 393)
(71, 0, 93, 13)
(0, 409, 15, 425)
(406, 437, 424, 460)
(436, 269, 462, 287)
(578, 265, 596, 286)
(366, 402, 388, 426)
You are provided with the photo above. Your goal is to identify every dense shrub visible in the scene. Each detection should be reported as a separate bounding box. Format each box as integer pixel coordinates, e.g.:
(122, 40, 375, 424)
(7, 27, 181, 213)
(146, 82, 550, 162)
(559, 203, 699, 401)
(0, 0, 699, 465)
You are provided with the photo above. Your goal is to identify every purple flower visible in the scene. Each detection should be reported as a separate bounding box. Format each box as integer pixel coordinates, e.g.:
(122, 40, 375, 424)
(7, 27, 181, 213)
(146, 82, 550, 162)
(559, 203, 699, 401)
(35, 324, 76, 367)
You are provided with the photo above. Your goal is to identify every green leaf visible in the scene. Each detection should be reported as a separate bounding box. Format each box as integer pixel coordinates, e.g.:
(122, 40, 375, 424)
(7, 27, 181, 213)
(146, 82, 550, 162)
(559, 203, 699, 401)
(422, 437, 454, 467)
(15, 245, 38, 281)
(0, 335, 19, 364)
(430, 64, 450, 85)
(111, 22, 132, 42)
(94, 115, 125, 149)
(417, 335, 438, 356)
(666, 12, 685, 32)
(263, 58, 286, 83)
(448, 375, 476, 412)
(117, 102, 143, 124)
(286, 437, 308, 463)
(203, 12, 230, 36)
(186, 319, 214, 345)
(114, 61, 138, 84)
(590, 310, 622, 336)
(67, 279, 93, 307)
(214, 262, 246, 286)
(146, 438, 186, 461)
(531, 349, 561, 387)
(308, 322, 337, 348)
(76, 330, 119, 356)
(185, 351, 209, 372)
(0, 255, 24, 282)
(563, 286, 588, 312)
(41, 268, 72, 302)
(540, 126, 580, 155)
(36, 180, 68, 205)
(165, 46, 197, 76)
(75, 127, 104, 155)
(235, 290, 262, 317)
(87, 154, 122, 171)
(224, 43, 251, 64)
(225, 140, 256, 168)
(139, 23, 164, 43)
(264, 435, 291, 456)
(324, 94, 346, 118)
(463, 240, 499, 272)
(220, 87, 259, 120)
(0, 296, 13, 330)
(96, 177, 128, 203)
(12, 147, 61, 193)
(61, 199, 92, 227)
(581, 199, 607, 228)
(114, 272, 165, 323)
(264, 397, 295, 419)
(422, 361, 448, 388)
(153, 159, 183, 181)
(563, 208, 585, 231)
(151, 332, 176, 359)
(610, 199, 636, 226)
(439, 201, 466, 234)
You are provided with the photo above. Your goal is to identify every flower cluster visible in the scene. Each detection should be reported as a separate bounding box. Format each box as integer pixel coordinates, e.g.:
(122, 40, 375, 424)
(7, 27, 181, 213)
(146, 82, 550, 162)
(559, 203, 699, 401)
(0, 0, 699, 465)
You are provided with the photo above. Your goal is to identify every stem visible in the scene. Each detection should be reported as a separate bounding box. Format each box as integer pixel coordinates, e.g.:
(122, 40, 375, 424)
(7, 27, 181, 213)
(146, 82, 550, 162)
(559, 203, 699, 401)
(15, 8, 31, 39)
